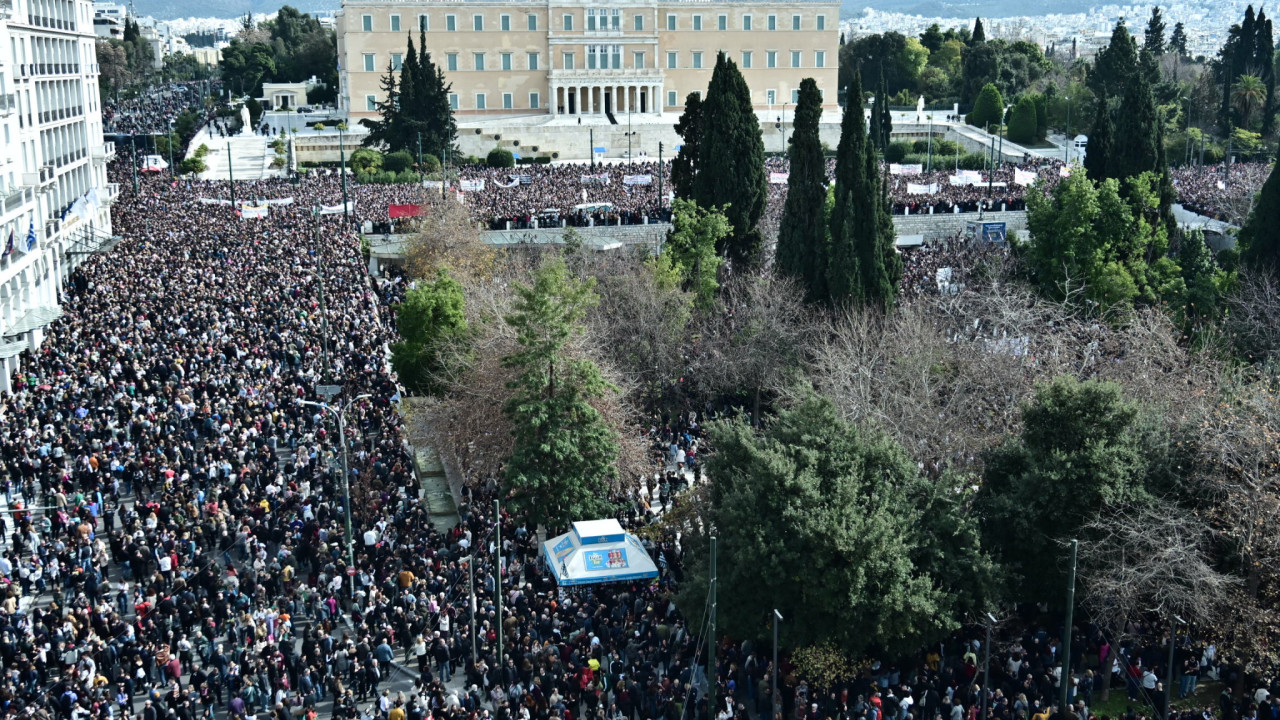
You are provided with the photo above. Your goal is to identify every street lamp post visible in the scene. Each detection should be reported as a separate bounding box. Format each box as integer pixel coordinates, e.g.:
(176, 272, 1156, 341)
(167, 119, 175, 178)
(772, 610, 783, 720)
(337, 123, 350, 226)
(1166, 615, 1185, 713)
(982, 613, 998, 720)
(1064, 97, 1072, 163)
(298, 393, 371, 600)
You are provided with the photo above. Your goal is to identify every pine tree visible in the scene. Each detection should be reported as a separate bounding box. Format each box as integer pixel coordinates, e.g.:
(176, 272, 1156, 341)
(1089, 21, 1139, 102)
(1144, 7, 1166, 54)
(1112, 56, 1160, 180)
(418, 28, 456, 160)
(880, 85, 893, 147)
(671, 92, 703, 200)
(360, 59, 403, 150)
(1240, 160, 1280, 270)
(1170, 22, 1189, 57)
(827, 73, 898, 309)
(775, 78, 829, 302)
(971, 17, 986, 44)
(694, 52, 768, 267)
(1084, 95, 1113, 181)
(399, 34, 421, 152)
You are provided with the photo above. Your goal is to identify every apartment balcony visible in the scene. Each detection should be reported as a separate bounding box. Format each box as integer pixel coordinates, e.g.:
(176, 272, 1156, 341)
(0, 0, 12, 20)
(27, 15, 77, 32)
(105, 183, 120, 203)
(2, 187, 34, 215)
(93, 142, 116, 162)
(37, 105, 82, 124)
(0, 94, 14, 117)
(22, 167, 56, 188)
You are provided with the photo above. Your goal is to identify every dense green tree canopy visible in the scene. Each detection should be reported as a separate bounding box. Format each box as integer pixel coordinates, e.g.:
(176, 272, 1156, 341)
(390, 270, 469, 396)
(776, 78, 830, 303)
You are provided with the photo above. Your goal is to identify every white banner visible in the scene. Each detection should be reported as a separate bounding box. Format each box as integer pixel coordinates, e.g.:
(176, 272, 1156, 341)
(459, 179, 485, 192)
(623, 174, 653, 186)
(950, 171, 983, 186)
(265, 197, 295, 206)
(890, 163, 923, 176)
(423, 180, 444, 190)
(906, 183, 939, 194)
(580, 174, 610, 186)
(494, 176, 520, 188)
(768, 172, 790, 184)
(1059, 166, 1072, 177)
(198, 198, 234, 205)
(240, 204, 269, 219)
(1013, 169, 1036, 186)
(318, 201, 354, 216)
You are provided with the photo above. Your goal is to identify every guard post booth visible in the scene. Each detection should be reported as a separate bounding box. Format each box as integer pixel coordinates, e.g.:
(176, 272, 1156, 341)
(542, 519, 659, 587)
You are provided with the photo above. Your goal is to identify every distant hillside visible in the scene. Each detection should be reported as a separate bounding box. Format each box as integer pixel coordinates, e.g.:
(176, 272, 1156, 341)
(133, 0, 337, 21)
(842, 0, 1096, 17)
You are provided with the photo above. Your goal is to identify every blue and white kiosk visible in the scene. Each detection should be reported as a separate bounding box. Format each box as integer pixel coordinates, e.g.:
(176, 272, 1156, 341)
(541, 519, 659, 587)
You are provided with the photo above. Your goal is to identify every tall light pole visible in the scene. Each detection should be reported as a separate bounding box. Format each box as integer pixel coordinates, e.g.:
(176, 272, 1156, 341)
(982, 613, 997, 720)
(298, 393, 371, 599)
(167, 119, 175, 178)
(1059, 539, 1078, 719)
(337, 122, 350, 226)
(1064, 97, 1072, 163)
(772, 610, 783, 720)
(1166, 615, 1185, 713)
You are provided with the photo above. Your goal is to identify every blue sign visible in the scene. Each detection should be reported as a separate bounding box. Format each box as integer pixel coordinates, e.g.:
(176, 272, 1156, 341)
(593, 146, 607, 153)
(980, 222, 1007, 243)
(552, 536, 574, 560)
(584, 548, 630, 571)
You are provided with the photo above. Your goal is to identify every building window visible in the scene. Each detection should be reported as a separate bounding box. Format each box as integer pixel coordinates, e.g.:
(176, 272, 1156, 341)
(815, 51, 825, 68)
(562, 52, 574, 69)
(390, 14, 400, 31)
(612, 45, 622, 68)
(418, 14, 428, 31)
(530, 92, 540, 109)
(668, 90, 677, 107)
(768, 14, 776, 30)
(449, 93, 459, 110)
(587, 9, 597, 31)
(527, 14, 537, 30)
(501, 53, 512, 70)
(692, 15, 702, 30)
(528, 52, 539, 70)
(500, 14, 510, 30)
(476, 93, 486, 110)
(563, 14, 573, 31)
(791, 89, 799, 103)
(361, 14, 372, 31)
(792, 14, 801, 30)
(767, 50, 776, 68)
(717, 14, 726, 30)
(365, 95, 377, 111)
(447, 53, 458, 71)
(503, 93, 513, 109)
(473, 53, 485, 71)
(473, 14, 483, 31)
(741, 51, 752, 68)
(767, 89, 776, 105)
(666, 51, 677, 69)
(743, 14, 752, 30)
(791, 50, 801, 67)
(692, 51, 703, 69)
(816, 15, 826, 30)
(611, 9, 620, 29)
(587, 45, 597, 70)
(362, 53, 375, 72)
(666, 14, 675, 30)
(391, 53, 403, 70)
(446, 15, 456, 31)
(633, 51, 645, 69)
(634, 14, 643, 31)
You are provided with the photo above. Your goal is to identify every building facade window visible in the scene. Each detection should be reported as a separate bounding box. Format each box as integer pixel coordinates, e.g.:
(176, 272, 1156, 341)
(768, 14, 776, 30)
(527, 14, 537, 30)
(692, 51, 702, 69)
(473, 53, 485, 70)
(816, 15, 825, 30)
(815, 51, 825, 68)
(449, 93, 459, 109)
(562, 52, 574, 69)
(667, 51, 677, 69)
(473, 14, 483, 31)
(362, 53, 375, 72)
(391, 53, 402, 70)
(741, 51, 751, 68)
(717, 14, 727, 30)
(791, 50, 801, 67)
(527, 52, 539, 70)
(530, 92, 540, 109)
(587, 9, 597, 31)
(634, 14, 643, 31)
(503, 93, 513, 109)
(792, 14, 801, 29)
(361, 14, 372, 31)
(476, 93, 486, 109)
(743, 15, 752, 30)
(693, 15, 702, 30)
(390, 14, 400, 31)
(667, 90, 677, 107)
(500, 14, 510, 30)
(563, 14, 573, 30)
(366, 94, 377, 111)
(612, 45, 621, 68)
(767, 89, 776, 105)
(446, 15, 456, 31)
(791, 89, 799, 103)
(767, 50, 776, 68)
(666, 14, 675, 30)
(610, 9, 620, 29)
(633, 51, 645, 69)
(501, 53, 512, 70)
(447, 53, 458, 71)
(418, 14, 428, 31)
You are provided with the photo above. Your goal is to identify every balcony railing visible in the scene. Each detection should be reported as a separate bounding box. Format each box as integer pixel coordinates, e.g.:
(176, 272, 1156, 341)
(105, 183, 120, 202)
(2, 187, 33, 214)
(0, 0, 12, 19)
(0, 94, 13, 116)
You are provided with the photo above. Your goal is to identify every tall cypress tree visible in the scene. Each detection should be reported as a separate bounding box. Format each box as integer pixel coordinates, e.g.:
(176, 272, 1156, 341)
(1144, 7, 1166, 54)
(399, 34, 421, 151)
(880, 88, 893, 147)
(672, 93, 703, 200)
(868, 88, 883, 152)
(775, 78, 829, 302)
(1112, 57, 1159, 180)
(827, 73, 898, 309)
(971, 18, 986, 44)
(1257, 10, 1275, 136)
(694, 52, 767, 267)
(1240, 160, 1280, 269)
(417, 28, 456, 159)
(1084, 95, 1113, 181)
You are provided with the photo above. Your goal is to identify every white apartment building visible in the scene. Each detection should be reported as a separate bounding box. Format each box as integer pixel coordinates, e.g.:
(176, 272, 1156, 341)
(0, 0, 118, 392)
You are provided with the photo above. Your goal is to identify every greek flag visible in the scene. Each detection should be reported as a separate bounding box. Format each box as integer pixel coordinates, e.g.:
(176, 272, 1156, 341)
(22, 220, 37, 254)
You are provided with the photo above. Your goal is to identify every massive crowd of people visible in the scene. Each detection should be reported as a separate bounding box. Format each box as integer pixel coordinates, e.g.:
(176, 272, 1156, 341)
(1170, 162, 1272, 224)
(103, 83, 216, 137)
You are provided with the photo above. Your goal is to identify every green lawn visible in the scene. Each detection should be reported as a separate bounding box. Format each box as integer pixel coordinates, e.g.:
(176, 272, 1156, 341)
(1087, 681, 1221, 719)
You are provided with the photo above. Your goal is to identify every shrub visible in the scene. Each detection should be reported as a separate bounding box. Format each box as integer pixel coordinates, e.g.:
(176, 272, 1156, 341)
(419, 153, 441, 173)
(245, 98, 263, 125)
(912, 139, 931, 154)
(179, 157, 206, 174)
(966, 83, 1004, 130)
(395, 171, 421, 184)
(1007, 96, 1039, 145)
(195, 144, 210, 158)
(350, 148, 384, 174)
(884, 142, 914, 163)
(487, 148, 515, 168)
(384, 150, 415, 173)
(957, 152, 991, 170)
(535, 156, 552, 164)
(934, 140, 962, 156)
